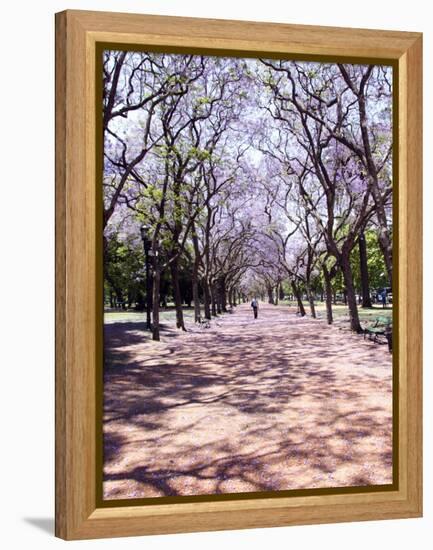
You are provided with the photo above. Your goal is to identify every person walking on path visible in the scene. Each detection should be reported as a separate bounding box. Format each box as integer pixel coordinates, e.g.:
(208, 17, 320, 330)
(251, 298, 259, 319)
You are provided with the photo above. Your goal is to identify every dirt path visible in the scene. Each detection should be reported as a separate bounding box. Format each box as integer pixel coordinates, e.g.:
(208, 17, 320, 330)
(103, 303, 393, 500)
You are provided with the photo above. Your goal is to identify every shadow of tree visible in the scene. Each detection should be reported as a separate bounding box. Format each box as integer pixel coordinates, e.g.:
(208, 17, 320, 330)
(103, 304, 393, 499)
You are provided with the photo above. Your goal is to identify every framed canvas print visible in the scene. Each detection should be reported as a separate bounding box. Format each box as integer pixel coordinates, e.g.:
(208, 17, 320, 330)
(55, 10, 422, 540)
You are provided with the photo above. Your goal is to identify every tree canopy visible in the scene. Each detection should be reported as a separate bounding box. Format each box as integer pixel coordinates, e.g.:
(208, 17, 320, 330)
(103, 51, 393, 339)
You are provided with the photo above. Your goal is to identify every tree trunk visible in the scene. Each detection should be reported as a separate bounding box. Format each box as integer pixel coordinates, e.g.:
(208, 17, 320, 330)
(191, 222, 201, 322)
(267, 284, 275, 304)
(152, 265, 161, 341)
(215, 281, 222, 314)
(323, 266, 333, 325)
(192, 271, 200, 323)
(377, 227, 393, 286)
(203, 278, 211, 319)
(306, 285, 316, 318)
(170, 257, 186, 330)
(221, 279, 227, 312)
(358, 231, 372, 308)
(114, 288, 123, 308)
(292, 281, 306, 316)
(211, 283, 218, 316)
(341, 253, 362, 333)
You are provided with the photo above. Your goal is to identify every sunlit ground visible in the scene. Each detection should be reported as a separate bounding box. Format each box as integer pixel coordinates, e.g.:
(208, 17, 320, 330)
(103, 302, 393, 500)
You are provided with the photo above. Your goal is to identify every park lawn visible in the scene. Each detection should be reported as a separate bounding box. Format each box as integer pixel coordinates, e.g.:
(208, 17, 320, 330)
(104, 305, 196, 325)
(312, 302, 392, 321)
(278, 300, 392, 331)
(105, 301, 392, 327)
(280, 299, 391, 316)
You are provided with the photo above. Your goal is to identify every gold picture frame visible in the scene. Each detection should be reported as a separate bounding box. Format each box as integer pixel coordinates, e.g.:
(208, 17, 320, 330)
(55, 9, 422, 540)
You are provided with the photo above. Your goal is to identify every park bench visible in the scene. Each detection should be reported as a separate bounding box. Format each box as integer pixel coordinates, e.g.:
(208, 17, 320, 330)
(197, 316, 210, 329)
(363, 316, 393, 352)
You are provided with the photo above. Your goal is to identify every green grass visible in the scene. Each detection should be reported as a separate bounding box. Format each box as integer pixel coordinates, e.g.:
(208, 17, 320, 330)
(279, 300, 392, 323)
(104, 306, 196, 325)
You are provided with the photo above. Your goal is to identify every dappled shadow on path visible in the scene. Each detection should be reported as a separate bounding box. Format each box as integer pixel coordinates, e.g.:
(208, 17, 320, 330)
(103, 304, 393, 500)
